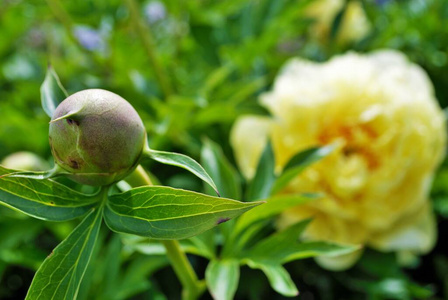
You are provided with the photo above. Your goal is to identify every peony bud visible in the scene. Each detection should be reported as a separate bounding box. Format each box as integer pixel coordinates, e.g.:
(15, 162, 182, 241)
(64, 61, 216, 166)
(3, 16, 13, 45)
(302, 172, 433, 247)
(49, 89, 146, 186)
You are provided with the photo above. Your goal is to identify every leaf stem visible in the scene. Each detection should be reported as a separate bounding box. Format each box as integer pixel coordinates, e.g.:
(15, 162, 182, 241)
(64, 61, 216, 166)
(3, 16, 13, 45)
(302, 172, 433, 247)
(124, 0, 174, 99)
(125, 165, 206, 300)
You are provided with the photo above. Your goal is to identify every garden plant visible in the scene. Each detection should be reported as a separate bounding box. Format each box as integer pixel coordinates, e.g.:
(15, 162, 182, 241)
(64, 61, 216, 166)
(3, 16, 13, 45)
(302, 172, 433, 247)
(0, 67, 356, 300)
(1, 0, 448, 299)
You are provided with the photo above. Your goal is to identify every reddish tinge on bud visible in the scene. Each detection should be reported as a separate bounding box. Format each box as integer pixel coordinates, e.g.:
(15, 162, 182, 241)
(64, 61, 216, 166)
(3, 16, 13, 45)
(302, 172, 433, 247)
(49, 89, 146, 186)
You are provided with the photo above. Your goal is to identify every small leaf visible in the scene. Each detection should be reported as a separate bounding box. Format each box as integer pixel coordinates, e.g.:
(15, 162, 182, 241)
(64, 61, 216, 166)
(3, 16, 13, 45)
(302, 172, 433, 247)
(0, 166, 99, 221)
(40, 65, 68, 118)
(223, 194, 317, 256)
(246, 141, 276, 201)
(283, 241, 361, 263)
(206, 259, 240, 300)
(115, 256, 169, 300)
(271, 145, 335, 195)
(330, 1, 348, 40)
(182, 229, 216, 259)
(232, 193, 318, 240)
(242, 219, 311, 262)
(201, 138, 241, 199)
(245, 260, 298, 297)
(144, 148, 220, 196)
(104, 186, 262, 240)
(242, 219, 359, 264)
(25, 207, 103, 300)
(201, 64, 234, 96)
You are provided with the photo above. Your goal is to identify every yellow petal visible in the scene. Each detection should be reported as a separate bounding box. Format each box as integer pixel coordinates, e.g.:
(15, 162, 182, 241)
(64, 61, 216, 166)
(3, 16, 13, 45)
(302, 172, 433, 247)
(368, 201, 436, 253)
(315, 249, 364, 271)
(230, 116, 272, 180)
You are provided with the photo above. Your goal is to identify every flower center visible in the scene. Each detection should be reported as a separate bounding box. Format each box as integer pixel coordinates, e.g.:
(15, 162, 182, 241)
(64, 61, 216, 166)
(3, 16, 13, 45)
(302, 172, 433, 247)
(318, 123, 380, 170)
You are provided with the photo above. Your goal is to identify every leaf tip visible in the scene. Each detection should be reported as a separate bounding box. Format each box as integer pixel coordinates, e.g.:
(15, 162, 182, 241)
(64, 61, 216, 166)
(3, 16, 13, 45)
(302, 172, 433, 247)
(49, 109, 81, 123)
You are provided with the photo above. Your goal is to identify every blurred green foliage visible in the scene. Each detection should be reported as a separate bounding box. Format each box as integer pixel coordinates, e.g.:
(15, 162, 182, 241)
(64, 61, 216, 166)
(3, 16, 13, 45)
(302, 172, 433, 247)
(1, 0, 448, 299)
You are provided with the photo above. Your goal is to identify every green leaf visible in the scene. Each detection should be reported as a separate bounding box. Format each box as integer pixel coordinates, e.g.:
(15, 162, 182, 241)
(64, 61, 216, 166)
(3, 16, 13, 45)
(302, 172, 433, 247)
(246, 141, 276, 201)
(76, 232, 105, 300)
(206, 259, 240, 300)
(242, 219, 310, 262)
(271, 145, 335, 195)
(0, 261, 6, 282)
(40, 65, 68, 118)
(244, 260, 298, 297)
(201, 138, 241, 199)
(223, 194, 317, 256)
(115, 256, 169, 300)
(182, 229, 216, 259)
(144, 148, 220, 196)
(25, 206, 103, 300)
(104, 185, 262, 240)
(232, 193, 317, 240)
(330, 1, 348, 40)
(0, 246, 47, 271)
(0, 166, 99, 221)
(242, 219, 359, 264)
(201, 64, 234, 96)
(282, 241, 361, 263)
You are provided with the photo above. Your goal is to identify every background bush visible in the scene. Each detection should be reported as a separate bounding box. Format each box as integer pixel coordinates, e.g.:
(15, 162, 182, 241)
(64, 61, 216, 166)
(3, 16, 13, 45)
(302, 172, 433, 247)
(1, 0, 448, 299)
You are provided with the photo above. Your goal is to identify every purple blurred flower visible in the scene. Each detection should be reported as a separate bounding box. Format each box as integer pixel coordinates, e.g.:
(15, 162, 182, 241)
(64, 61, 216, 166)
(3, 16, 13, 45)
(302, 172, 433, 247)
(144, 1, 167, 23)
(376, 0, 391, 6)
(73, 26, 105, 51)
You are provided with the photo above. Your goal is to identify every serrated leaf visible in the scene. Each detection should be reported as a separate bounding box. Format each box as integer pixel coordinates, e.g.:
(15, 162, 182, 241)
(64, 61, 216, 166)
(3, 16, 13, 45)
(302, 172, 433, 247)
(246, 141, 275, 201)
(104, 186, 262, 240)
(206, 259, 240, 300)
(145, 148, 220, 196)
(244, 260, 298, 297)
(40, 65, 68, 118)
(271, 145, 335, 195)
(201, 138, 241, 199)
(25, 207, 103, 300)
(0, 166, 99, 221)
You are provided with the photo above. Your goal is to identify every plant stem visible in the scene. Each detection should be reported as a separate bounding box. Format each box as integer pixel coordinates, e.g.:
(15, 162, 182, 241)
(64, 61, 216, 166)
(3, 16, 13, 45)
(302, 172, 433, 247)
(162, 240, 206, 300)
(126, 165, 205, 300)
(124, 0, 174, 99)
(124, 165, 153, 187)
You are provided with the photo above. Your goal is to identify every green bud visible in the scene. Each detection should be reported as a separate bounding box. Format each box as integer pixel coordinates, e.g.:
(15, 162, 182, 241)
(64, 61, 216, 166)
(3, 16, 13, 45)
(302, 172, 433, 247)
(49, 89, 146, 186)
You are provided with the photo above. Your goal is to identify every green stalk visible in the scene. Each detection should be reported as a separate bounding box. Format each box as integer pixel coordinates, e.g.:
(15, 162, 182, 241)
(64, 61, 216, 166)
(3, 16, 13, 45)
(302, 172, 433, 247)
(126, 165, 206, 300)
(162, 240, 206, 300)
(124, 0, 174, 99)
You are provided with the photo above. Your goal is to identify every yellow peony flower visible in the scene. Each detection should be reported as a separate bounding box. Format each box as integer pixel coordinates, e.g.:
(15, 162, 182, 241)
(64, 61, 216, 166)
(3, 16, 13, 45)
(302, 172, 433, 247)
(231, 50, 446, 270)
(306, 0, 371, 45)
(1, 151, 49, 171)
